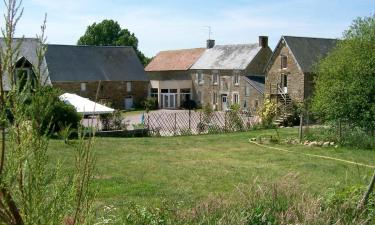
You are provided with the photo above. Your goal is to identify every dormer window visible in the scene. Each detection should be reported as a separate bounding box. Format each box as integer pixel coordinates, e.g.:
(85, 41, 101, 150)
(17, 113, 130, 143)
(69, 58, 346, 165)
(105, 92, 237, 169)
(281, 55, 288, 69)
(14, 57, 36, 89)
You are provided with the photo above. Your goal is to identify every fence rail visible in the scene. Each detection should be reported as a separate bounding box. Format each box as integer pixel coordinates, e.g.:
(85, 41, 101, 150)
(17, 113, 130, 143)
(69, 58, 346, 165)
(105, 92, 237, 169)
(145, 110, 260, 137)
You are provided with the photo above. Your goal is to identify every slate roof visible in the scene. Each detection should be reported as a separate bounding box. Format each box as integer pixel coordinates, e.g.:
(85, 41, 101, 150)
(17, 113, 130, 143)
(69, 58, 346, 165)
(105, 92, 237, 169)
(191, 44, 262, 70)
(145, 48, 205, 72)
(0, 38, 51, 90)
(45, 45, 148, 82)
(282, 36, 338, 73)
(245, 76, 265, 94)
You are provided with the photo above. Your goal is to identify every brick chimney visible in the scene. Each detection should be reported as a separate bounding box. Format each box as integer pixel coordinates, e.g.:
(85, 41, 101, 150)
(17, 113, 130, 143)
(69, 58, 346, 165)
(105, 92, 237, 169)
(259, 36, 268, 47)
(206, 39, 215, 49)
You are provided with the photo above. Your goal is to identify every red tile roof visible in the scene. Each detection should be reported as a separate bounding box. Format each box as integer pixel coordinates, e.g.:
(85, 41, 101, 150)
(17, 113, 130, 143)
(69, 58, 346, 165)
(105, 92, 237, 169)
(145, 48, 206, 71)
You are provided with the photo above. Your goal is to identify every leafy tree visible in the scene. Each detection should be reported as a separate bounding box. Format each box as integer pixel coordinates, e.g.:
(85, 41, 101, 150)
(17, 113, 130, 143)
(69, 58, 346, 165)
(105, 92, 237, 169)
(77, 19, 151, 66)
(312, 14, 375, 134)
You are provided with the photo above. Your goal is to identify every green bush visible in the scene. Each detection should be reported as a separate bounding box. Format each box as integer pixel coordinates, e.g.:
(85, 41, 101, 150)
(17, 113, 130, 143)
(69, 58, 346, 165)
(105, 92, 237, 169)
(142, 97, 158, 112)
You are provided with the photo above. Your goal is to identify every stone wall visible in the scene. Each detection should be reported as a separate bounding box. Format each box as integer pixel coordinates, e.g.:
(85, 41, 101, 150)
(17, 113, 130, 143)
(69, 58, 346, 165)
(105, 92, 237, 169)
(265, 41, 305, 103)
(53, 81, 149, 109)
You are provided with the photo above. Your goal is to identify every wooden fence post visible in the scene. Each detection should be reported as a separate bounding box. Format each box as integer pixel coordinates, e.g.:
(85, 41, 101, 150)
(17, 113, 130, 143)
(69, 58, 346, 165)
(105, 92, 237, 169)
(189, 109, 191, 130)
(299, 113, 303, 143)
(174, 113, 177, 135)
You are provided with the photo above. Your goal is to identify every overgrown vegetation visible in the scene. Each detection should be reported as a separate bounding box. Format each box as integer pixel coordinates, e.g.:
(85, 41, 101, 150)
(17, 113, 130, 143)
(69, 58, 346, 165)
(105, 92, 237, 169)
(93, 174, 374, 224)
(0, 1, 95, 224)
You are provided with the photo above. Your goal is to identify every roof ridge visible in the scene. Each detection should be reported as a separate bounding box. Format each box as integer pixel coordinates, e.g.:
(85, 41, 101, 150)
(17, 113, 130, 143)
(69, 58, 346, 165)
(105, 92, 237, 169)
(157, 47, 206, 53)
(47, 44, 134, 49)
(283, 35, 338, 40)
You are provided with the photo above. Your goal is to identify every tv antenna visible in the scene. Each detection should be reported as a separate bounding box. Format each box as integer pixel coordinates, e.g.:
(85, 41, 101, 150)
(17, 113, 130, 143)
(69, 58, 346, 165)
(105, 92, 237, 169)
(204, 26, 212, 40)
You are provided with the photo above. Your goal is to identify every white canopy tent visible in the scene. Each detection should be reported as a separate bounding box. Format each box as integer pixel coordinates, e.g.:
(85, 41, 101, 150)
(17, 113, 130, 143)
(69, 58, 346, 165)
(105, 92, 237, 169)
(59, 93, 114, 115)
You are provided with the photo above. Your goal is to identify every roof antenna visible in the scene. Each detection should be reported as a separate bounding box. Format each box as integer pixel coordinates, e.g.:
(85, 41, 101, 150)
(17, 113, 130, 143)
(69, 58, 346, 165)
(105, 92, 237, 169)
(204, 26, 212, 40)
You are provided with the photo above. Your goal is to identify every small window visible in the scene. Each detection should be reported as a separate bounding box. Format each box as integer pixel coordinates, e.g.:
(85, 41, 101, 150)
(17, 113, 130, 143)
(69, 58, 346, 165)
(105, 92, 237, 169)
(197, 72, 204, 85)
(212, 71, 218, 85)
(151, 88, 158, 98)
(254, 100, 259, 108)
(281, 55, 288, 69)
(212, 92, 217, 104)
(126, 82, 132, 92)
(81, 83, 86, 92)
(245, 86, 250, 96)
(169, 89, 177, 93)
(234, 71, 240, 85)
(233, 93, 239, 104)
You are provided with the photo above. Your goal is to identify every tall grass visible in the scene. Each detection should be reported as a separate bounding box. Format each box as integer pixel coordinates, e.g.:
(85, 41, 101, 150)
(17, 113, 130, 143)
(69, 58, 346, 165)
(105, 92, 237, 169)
(94, 173, 374, 224)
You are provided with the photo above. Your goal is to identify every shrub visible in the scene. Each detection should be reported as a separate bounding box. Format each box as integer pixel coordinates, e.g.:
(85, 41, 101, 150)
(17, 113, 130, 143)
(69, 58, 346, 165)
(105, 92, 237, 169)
(21, 86, 81, 136)
(182, 100, 197, 109)
(99, 110, 125, 131)
(142, 97, 158, 112)
(258, 98, 277, 128)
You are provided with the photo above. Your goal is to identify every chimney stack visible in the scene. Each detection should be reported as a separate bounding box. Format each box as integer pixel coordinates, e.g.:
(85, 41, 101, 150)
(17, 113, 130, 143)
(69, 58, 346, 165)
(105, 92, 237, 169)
(259, 36, 268, 47)
(206, 39, 215, 49)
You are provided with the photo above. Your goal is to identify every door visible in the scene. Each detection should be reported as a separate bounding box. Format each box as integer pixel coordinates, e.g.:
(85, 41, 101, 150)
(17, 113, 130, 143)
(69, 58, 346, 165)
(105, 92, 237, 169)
(162, 94, 177, 109)
(124, 96, 133, 110)
(221, 95, 228, 111)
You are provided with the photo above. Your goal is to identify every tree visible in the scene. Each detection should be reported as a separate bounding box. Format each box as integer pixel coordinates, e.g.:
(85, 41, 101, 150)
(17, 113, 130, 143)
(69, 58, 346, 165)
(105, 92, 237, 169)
(312, 14, 375, 134)
(77, 19, 151, 66)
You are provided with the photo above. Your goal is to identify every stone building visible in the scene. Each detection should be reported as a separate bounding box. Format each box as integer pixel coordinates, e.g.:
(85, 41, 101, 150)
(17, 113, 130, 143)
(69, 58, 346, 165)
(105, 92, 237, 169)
(264, 36, 338, 105)
(190, 36, 272, 111)
(145, 48, 205, 109)
(45, 45, 149, 109)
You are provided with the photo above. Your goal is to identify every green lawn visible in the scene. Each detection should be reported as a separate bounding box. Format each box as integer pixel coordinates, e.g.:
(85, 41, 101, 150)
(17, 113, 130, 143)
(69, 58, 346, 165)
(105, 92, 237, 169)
(48, 128, 375, 208)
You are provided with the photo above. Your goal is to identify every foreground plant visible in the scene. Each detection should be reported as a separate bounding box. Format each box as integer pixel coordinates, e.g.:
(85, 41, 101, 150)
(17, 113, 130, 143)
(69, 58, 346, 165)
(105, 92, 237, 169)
(0, 0, 95, 224)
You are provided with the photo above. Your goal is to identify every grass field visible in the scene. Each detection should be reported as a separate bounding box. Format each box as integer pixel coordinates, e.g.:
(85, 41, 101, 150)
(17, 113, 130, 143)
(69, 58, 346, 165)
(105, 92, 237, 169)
(48, 128, 375, 208)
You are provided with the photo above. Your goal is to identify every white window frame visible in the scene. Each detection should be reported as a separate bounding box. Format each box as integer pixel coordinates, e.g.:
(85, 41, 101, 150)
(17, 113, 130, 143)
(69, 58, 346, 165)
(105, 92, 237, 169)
(197, 71, 204, 85)
(126, 82, 132, 92)
(233, 71, 240, 86)
(232, 92, 239, 105)
(281, 55, 288, 69)
(212, 70, 218, 85)
(80, 82, 87, 92)
(212, 92, 218, 105)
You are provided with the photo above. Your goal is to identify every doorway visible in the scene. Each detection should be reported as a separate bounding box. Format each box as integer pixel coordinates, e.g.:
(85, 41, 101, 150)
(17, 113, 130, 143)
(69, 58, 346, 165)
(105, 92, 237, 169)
(221, 94, 228, 111)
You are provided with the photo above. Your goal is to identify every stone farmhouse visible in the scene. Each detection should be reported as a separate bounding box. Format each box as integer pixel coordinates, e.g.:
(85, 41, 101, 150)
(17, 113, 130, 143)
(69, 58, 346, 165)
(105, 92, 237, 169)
(46, 44, 149, 109)
(145, 48, 205, 109)
(1, 38, 149, 110)
(264, 36, 338, 109)
(190, 36, 272, 111)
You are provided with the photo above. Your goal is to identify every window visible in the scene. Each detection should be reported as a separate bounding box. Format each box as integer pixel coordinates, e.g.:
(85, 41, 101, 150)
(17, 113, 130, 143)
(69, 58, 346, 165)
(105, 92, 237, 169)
(254, 100, 259, 108)
(245, 86, 250, 96)
(180, 89, 191, 106)
(151, 88, 158, 98)
(234, 71, 240, 85)
(212, 92, 217, 105)
(126, 82, 132, 92)
(281, 55, 288, 69)
(197, 72, 204, 85)
(212, 71, 218, 85)
(197, 91, 202, 103)
(233, 93, 239, 104)
(80, 83, 86, 92)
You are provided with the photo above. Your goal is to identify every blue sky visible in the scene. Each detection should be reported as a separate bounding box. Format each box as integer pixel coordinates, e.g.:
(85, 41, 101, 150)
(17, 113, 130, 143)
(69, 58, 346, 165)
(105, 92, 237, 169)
(13, 0, 375, 56)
